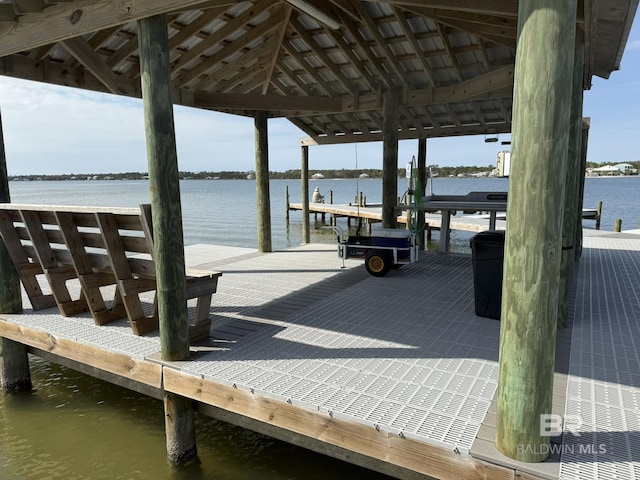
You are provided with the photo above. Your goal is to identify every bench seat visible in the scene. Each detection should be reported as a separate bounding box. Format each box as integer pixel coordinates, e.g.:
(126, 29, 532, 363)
(0, 203, 221, 340)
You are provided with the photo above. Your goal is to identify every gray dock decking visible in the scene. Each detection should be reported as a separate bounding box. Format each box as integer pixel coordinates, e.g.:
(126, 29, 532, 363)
(1, 232, 639, 479)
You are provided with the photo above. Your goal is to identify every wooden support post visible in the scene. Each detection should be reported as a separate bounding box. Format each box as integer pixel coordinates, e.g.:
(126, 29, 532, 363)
(497, 0, 577, 462)
(0, 110, 21, 316)
(557, 29, 585, 329)
(138, 14, 196, 466)
(614, 219, 622, 232)
(301, 146, 310, 243)
(329, 191, 335, 225)
(595, 200, 602, 230)
(417, 137, 427, 250)
(285, 185, 289, 223)
(254, 111, 272, 252)
(0, 109, 30, 393)
(164, 391, 197, 465)
(382, 90, 400, 229)
(575, 119, 590, 260)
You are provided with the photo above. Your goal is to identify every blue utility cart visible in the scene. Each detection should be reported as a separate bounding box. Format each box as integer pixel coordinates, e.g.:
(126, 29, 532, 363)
(334, 226, 418, 276)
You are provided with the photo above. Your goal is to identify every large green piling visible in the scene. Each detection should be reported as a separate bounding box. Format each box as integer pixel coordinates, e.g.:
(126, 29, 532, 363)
(496, 0, 577, 462)
(138, 14, 196, 466)
(557, 30, 585, 329)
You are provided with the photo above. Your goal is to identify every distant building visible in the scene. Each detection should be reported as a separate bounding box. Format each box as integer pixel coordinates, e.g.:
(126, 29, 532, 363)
(614, 163, 638, 175)
(496, 151, 511, 177)
(590, 165, 621, 176)
(312, 173, 324, 179)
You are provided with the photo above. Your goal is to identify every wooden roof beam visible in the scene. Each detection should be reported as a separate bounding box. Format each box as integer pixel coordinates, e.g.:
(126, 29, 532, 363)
(392, 6, 436, 87)
(61, 35, 124, 94)
(0, 52, 140, 95)
(290, 14, 356, 96)
(0, 0, 235, 57)
(372, 1, 519, 18)
(262, 5, 292, 94)
(192, 65, 514, 115)
(13, 0, 45, 15)
(334, 7, 395, 89)
(173, 1, 281, 87)
(352, 1, 414, 88)
(404, 6, 517, 48)
(299, 120, 512, 145)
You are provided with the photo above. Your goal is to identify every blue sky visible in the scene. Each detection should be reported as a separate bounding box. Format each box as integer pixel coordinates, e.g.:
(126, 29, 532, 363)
(0, 17, 638, 176)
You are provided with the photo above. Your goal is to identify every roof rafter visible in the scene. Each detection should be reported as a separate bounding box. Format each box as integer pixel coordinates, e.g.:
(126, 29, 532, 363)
(61, 34, 122, 93)
(193, 65, 514, 116)
(0, 0, 235, 57)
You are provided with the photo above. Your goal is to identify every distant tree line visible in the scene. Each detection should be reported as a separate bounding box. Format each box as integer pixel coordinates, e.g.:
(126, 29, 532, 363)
(8, 160, 638, 182)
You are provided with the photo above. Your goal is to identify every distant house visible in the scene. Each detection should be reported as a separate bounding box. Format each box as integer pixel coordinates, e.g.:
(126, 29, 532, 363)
(614, 163, 638, 175)
(591, 165, 621, 176)
(312, 173, 324, 179)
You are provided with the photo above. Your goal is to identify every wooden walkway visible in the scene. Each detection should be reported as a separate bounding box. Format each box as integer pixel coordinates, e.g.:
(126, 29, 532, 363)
(1, 233, 640, 479)
(288, 201, 507, 234)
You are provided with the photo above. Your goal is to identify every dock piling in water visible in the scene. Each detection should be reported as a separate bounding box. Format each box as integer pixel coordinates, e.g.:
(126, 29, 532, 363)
(614, 218, 622, 232)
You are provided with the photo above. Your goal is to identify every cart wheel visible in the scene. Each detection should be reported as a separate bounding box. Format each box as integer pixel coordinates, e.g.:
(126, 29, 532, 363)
(365, 250, 392, 277)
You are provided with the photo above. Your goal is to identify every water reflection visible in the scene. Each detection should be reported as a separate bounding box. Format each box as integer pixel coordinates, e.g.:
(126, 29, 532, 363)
(1, 356, 396, 480)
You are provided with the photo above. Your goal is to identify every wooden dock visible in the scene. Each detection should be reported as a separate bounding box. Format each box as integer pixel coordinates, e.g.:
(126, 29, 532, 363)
(288, 202, 602, 235)
(2, 232, 640, 479)
(288, 201, 507, 234)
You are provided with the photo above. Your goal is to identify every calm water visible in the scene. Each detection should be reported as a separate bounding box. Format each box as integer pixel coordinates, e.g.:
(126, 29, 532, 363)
(1, 176, 638, 479)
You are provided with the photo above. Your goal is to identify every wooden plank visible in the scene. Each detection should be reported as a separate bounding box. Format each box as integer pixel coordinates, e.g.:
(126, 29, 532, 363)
(0, 320, 162, 388)
(164, 368, 515, 480)
(95, 212, 150, 330)
(19, 210, 88, 316)
(55, 211, 127, 325)
(0, 0, 235, 57)
(0, 210, 56, 310)
(61, 35, 124, 94)
(0, 203, 140, 215)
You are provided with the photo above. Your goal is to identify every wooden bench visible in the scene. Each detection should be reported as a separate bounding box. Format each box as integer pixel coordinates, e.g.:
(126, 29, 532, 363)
(0, 203, 221, 340)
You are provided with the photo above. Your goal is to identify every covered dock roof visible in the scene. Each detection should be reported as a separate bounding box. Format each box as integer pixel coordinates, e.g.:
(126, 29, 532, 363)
(0, 0, 636, 146)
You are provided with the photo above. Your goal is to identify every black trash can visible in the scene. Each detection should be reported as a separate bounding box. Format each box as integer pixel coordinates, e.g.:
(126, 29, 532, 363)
(470, 230, 505, 320)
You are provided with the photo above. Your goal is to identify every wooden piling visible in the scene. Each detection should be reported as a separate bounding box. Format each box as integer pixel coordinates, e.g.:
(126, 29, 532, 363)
(301, 146, 310, 244)
(0, 109, 30, 392)
(285, 185, 289, 223)
(138, 14, 196, 466)
(254, 111, 272, 252)
(0, 110, 21, 316)
(557, 29, 584, 329)
(382, 90, 400, 228)
(596, 200, 602, 230)
(417, 138, 427, 250)
(575, 119, 590, 260)
(497, 0, 577, 462)
(614, 219, 622, 232)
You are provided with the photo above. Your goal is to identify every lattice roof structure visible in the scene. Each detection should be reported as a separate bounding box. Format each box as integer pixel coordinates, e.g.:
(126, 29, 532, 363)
(0, 1, 636, 145)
